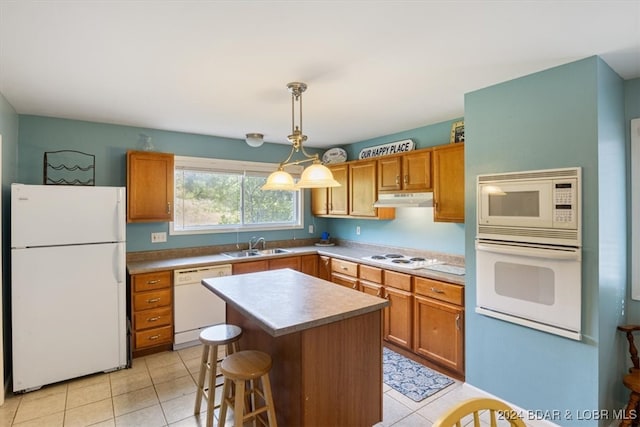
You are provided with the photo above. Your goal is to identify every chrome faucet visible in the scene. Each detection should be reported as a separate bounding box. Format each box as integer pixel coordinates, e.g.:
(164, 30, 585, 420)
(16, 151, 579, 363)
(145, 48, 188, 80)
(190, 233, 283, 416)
(249, 236, 266, 251)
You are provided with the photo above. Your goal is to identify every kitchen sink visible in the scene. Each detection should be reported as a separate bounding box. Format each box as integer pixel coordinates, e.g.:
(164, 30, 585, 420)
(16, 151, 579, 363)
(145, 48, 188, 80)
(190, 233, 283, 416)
(256, 248, 291, 255)
(222, 248, 291, 258)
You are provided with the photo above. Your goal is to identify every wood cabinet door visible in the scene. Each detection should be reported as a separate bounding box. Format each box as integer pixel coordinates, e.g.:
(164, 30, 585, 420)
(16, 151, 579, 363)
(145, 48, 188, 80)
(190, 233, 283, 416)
(402, 150, 432, 191)
(318, 256, 331, 281)
(269, 256, 301, 271)
(413, 295, 464, 375)
(328, 164, 348, 215)
(300, 254, 318, 277)
(349, 160, 377, 217)
(378, 156, 402, 191)
(433, 143, 465, 222)
(127, 150, 174, 223)
(311, 187, 328, 215)
(383, 287, 413, 350)
(232, 260, 268, 275)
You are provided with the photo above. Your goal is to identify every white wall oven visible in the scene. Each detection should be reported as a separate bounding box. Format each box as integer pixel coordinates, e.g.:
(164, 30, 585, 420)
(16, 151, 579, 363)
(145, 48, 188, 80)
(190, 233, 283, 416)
(475, 167, 582, 340)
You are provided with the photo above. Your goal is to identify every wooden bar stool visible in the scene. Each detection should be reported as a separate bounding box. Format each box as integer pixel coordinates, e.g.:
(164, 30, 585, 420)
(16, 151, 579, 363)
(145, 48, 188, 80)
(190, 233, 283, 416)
(218, 350, 277, 427)
(194, 324, 243, 427)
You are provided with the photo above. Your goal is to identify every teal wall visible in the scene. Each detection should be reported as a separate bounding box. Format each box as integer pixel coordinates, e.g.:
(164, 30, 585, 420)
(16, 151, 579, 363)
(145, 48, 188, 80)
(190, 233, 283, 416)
(330, 119, 466, 256)
(465, 56, 627, 425)
(626, 78, 640, 323)
(0, 91, 19, 393)
(16, 116, 329, 252)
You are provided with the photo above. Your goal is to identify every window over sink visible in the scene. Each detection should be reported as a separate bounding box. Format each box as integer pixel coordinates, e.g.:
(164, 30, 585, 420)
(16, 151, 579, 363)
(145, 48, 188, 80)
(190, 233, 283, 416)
(170, 156, 303, 235)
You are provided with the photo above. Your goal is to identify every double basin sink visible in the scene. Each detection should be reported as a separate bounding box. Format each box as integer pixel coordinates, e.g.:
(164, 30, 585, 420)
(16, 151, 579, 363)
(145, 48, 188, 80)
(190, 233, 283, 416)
(222, 248, 291, 258)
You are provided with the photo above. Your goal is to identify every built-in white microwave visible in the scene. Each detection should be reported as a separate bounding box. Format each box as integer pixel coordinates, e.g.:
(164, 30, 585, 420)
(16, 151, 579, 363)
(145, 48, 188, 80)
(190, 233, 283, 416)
(477, 167, 581, 246)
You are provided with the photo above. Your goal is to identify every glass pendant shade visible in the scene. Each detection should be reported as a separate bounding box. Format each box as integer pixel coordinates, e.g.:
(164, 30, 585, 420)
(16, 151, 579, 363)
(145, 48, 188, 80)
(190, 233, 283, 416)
(261, 169, 296, 191)
(296, 163, 341, 188)
(245, 133, 264, 147)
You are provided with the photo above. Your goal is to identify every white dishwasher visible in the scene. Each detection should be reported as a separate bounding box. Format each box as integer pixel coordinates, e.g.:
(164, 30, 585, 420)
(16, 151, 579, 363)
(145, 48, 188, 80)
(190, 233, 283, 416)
(173, 264, 232, 349)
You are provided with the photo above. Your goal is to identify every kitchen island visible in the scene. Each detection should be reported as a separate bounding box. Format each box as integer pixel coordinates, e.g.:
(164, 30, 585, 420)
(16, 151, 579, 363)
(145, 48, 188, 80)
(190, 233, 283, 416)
(202, 268, 389, 426)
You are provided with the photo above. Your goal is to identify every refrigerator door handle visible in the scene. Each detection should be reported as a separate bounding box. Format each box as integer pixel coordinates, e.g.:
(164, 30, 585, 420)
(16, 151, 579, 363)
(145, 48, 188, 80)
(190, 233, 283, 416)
(116, 188, 126, 242)
(115, 243, 125, 283)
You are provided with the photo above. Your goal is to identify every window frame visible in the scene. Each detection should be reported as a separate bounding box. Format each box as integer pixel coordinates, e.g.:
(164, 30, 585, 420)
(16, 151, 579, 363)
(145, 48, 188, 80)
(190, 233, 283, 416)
(169, 155, 304, 236)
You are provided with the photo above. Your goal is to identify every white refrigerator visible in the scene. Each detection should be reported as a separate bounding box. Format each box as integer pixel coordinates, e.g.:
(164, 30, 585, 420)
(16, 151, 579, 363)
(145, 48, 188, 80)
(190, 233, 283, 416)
(11, 183, 128, 392)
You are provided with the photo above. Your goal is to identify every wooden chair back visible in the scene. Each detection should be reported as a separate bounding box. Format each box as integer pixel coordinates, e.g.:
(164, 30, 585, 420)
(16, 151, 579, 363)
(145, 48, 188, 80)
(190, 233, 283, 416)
(432, 397, 526, 427)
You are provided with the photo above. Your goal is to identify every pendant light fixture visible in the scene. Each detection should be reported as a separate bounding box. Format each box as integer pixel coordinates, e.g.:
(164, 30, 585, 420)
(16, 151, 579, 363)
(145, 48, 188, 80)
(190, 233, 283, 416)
(262, 82, 341, 190)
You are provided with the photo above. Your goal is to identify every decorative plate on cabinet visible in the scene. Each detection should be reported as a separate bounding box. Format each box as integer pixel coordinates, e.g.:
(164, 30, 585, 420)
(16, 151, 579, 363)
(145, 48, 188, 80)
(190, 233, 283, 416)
(322, 148, 347, 164)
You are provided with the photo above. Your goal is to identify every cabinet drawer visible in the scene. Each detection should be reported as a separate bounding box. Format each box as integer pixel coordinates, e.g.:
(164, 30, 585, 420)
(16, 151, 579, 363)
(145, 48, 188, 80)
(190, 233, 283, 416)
(359, 264, 382, 283)
(331, 259, 358, 277)
(133, 289, 172, 311)
(132, 271, 172, 292)
(135, 325, 173, 349)
(134, 307, 172, 330)
(331, 273, 360, 290)
(414, 277, 463, 306)
(384, 270, 412, 292)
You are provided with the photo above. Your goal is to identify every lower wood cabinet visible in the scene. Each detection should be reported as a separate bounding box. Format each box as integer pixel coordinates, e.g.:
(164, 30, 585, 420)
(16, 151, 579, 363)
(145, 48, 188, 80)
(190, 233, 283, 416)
(318, 255, 331, 281)
(130, 270, 174, 357)
(232, 254, 318, 276)
(382, 270, 413, 350)
(232, 260, 268, 275)
(413, 277, 464, 376)
(300, 254, 318, 276)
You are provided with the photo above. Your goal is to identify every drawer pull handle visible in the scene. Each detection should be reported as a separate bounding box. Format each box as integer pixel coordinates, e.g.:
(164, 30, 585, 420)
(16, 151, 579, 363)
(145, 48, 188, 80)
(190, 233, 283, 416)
(147, 316, 160, 322)
(395, 175, 400, 185)
(342, 266, 348, 270)
(167, 202, 171, 215)
(148, 335, 160, 341)
(430, 287, 444, 294)
(455, 314, 461, 330)
(404, 174, 409, 184)
(147, 279, 161, 285)
(146, 298, 161, 303)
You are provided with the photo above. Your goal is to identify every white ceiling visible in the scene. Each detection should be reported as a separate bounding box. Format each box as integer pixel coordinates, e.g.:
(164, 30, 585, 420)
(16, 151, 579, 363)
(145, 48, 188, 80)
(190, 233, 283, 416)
(1, 1, 639, 148)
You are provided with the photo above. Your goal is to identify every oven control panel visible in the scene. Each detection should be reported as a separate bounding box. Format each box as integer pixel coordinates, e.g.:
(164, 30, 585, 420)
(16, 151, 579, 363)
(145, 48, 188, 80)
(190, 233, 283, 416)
(552, 179, 577, 227)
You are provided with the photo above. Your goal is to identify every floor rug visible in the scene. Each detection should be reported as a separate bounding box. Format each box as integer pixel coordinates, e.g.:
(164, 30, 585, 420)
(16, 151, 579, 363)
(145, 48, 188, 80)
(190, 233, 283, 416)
(383, 347, 454, 402)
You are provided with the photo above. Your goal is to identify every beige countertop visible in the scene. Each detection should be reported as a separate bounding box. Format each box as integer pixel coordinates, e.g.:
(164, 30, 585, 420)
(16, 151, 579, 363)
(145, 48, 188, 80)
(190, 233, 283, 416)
(201, 268, 389, 337)
(127, 242, 465, 285)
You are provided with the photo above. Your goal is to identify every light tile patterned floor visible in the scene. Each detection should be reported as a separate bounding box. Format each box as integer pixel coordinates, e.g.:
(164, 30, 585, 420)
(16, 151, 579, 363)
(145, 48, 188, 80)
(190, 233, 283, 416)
(0, 344, 522, 426)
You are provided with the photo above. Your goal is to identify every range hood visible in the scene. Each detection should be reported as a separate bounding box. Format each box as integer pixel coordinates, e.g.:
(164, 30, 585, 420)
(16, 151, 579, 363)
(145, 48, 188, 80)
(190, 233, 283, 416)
(373, 192, 433, 208)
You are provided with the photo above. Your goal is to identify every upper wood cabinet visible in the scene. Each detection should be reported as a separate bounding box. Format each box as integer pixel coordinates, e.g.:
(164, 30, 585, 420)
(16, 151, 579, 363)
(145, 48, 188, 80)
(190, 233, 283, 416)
(311, 161, 394, 220)
(433, 143, 464, 223)
(378, 149, 432, 193)
(127, 151, 174, 223)
(349, 160, 378, 217)
(328, 164, 349, 215)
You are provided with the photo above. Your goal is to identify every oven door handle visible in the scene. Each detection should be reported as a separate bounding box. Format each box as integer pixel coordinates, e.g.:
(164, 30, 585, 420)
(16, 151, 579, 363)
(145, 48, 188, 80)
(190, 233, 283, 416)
(475, 241, 581, 261)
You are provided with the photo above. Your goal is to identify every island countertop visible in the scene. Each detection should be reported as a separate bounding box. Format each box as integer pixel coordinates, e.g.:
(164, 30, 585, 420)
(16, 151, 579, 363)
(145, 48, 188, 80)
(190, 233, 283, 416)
(201, 268, 389, 337)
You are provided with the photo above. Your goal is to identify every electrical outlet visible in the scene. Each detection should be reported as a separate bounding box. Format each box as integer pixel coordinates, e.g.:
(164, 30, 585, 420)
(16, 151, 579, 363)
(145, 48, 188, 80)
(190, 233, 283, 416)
(309, 224, 314, 233)
(356, 226, 361, 235)
(151, 232, 167, 243)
